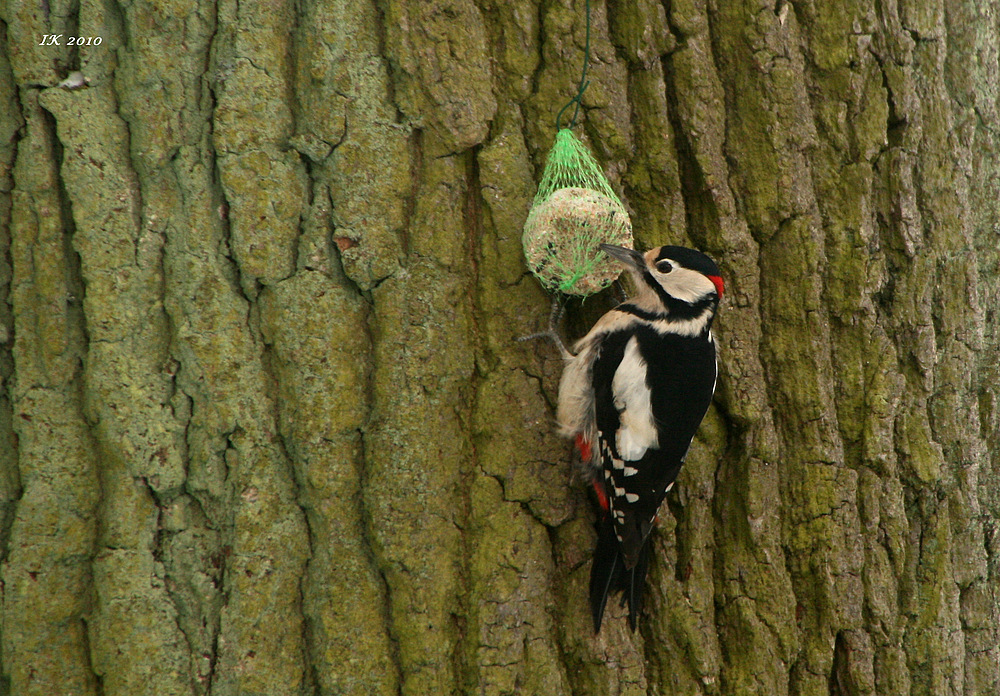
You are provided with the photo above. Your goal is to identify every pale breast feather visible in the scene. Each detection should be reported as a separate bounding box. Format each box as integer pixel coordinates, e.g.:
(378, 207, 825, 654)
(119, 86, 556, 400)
(556, 337, 599, 445)
(555, 310, 643, 447)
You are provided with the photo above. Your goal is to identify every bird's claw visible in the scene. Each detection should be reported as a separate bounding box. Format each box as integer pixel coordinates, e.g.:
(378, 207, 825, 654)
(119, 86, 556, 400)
(517, 297, 574, 359)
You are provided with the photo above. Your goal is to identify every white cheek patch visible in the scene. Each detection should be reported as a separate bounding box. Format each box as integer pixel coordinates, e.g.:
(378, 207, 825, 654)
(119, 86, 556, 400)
(649, 312, 712, 338)
(651, 266, 716, 304)
(612, 337, 658, 460)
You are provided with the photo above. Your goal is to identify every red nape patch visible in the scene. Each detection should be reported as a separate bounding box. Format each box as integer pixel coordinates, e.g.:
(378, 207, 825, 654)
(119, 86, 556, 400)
(708, 274, 725, 298)
(592, 479, 610, 511)
(575, 434, 592, 463)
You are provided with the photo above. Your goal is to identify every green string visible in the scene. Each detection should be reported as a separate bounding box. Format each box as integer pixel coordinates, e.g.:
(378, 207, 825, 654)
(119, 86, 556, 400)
(524, 0, 632, 297)
(555, 0, 591, 132)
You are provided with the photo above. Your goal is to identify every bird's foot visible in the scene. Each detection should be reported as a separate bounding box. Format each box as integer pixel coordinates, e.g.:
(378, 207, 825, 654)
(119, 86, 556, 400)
(517, 297, 574, 359)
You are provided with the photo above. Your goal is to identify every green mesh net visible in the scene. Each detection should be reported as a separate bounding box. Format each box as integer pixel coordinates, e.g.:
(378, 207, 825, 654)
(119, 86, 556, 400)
(522, 129, 633, 296)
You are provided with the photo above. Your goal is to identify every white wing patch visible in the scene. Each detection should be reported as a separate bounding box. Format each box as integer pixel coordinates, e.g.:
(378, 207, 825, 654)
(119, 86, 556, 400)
(611, 336, 658, 460)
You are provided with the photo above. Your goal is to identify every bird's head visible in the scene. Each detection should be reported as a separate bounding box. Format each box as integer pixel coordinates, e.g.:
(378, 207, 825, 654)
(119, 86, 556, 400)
(600, 244, 724, 317)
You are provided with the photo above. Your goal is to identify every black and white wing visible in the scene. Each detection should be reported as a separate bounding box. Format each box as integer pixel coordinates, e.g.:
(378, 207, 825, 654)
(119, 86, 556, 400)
(592, 330, 664, 567)
(587, 328, 663, 631)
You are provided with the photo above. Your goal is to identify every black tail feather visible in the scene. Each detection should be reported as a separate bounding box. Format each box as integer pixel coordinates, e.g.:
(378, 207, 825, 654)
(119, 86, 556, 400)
(589, 515, 621, 632)
(625, 538, 652, 631)
(589, 516, 653, 632)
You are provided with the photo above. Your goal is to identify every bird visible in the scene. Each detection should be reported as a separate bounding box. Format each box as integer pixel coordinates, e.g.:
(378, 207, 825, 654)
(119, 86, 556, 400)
(555, 244, 723, 632)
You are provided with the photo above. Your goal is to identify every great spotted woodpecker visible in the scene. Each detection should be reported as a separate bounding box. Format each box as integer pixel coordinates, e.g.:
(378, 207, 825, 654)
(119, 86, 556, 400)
(556, 244, 723, 632)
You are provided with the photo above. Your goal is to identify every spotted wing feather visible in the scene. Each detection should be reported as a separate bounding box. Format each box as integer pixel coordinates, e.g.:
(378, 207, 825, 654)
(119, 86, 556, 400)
(592, 332, 660, 567)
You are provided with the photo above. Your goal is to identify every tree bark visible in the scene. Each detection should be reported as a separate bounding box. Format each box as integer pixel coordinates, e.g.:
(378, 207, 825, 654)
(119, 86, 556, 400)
(0, 0, 998, 694)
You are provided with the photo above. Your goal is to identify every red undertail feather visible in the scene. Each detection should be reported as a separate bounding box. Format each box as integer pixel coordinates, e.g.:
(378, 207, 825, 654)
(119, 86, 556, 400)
(576, 435, 608, 510)
(591, 479, 609, 511)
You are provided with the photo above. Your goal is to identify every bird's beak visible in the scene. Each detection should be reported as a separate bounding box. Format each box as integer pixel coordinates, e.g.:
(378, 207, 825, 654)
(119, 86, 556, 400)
(600, 244, 645, 270)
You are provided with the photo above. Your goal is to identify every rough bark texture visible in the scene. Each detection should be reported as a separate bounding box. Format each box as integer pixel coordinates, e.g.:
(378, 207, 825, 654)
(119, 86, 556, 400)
(0, 0, 998, 695)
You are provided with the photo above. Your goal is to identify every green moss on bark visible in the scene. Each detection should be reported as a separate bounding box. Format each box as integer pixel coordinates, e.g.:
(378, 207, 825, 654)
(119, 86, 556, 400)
(1, 0, 999, 693)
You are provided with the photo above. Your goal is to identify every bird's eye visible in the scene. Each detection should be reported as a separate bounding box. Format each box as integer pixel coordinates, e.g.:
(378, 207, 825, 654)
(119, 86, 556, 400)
(655, 260, 673, 274)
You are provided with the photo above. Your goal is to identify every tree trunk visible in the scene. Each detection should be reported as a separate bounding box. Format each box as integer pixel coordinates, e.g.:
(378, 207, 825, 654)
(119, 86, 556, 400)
(0, 0, 998, 694)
